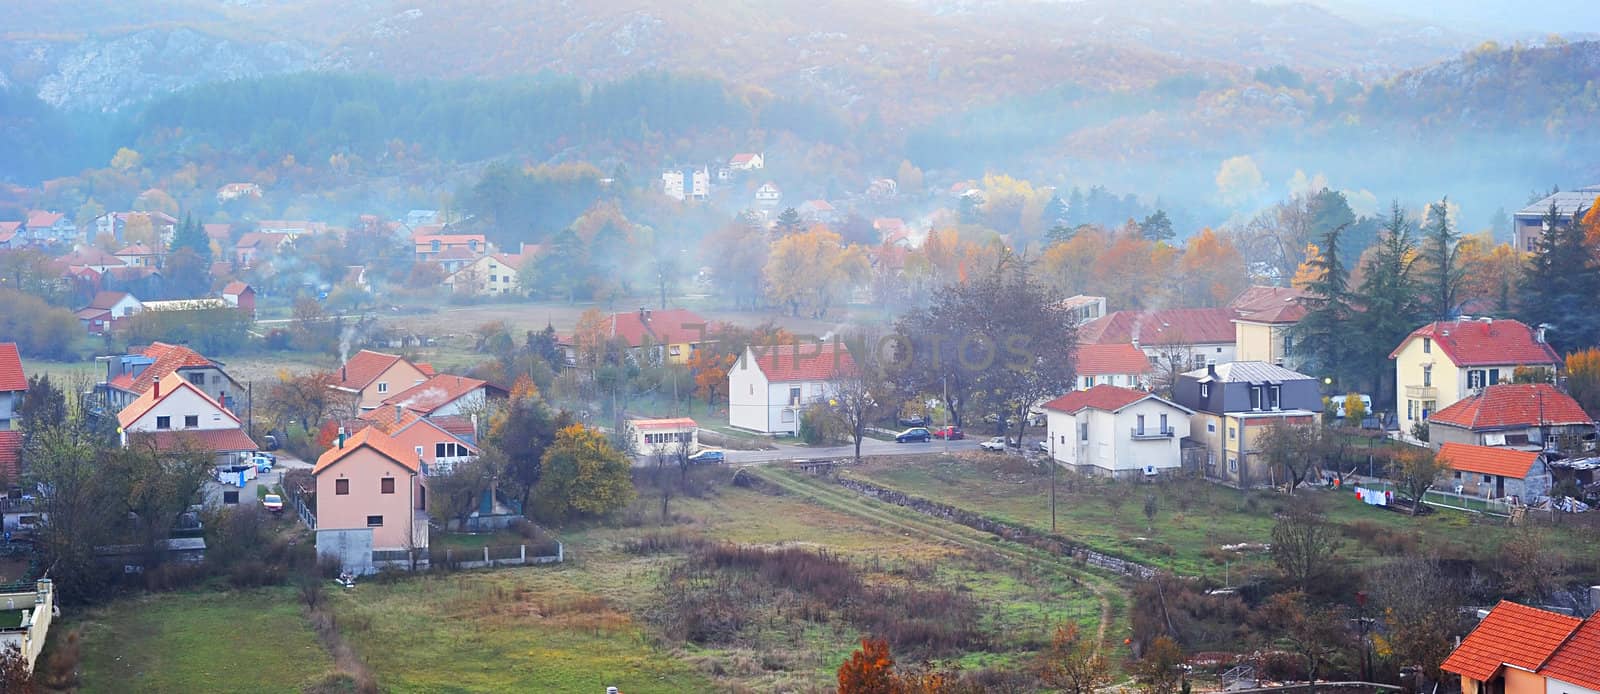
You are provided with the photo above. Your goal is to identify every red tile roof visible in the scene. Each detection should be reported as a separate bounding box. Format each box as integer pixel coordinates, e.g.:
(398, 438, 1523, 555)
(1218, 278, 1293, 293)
(221, 281, 250, 296)
(751, 343, 856, 382)
(1429, 384, 1592, 431)
(203, 223, 232, 241)
(128, 428, 258, 455)
(119, 343, 219, 397)
(630, 417, 698, 430)
(1075, 343, 1152, 376)
(594, 309, 712, 348)
(87, 291, 134, 310)
(116, 242, 157, 256)
(25, 211, 63, 229)
(0, 431, 23, 482)
(430, 415, 474, 439)
(1441, 600, 1581, 682)
(381, 374, 495, 415)
(118, 372, 240, 429)
(1079, 308, 1237, 346)
(1437, 443, 1542, 480)
(234, 231, 289, 249)
(359, 405, 425, 434)
(314, 426, 420, 474)
(1041, 384, 1152, 414)
(1389, 319, 1560, 367)
(1542, 615, 1600, 690)
(0, 343, 25, 392)
(60, 247, 125, 268)
(730, 153, 759, 165)
(1229, 286, 1307, 314)
(334, 350, 407, 390)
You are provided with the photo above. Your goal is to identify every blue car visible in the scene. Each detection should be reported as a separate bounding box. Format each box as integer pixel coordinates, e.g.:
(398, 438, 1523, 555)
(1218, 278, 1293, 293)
(895, 428, 932, 443)
(687, 450, 726, 464)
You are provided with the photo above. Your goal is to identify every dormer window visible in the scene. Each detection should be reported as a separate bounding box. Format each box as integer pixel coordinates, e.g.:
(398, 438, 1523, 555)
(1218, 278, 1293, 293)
(1199, 383, 1209, 398)
(1250, 386, 1263, 411)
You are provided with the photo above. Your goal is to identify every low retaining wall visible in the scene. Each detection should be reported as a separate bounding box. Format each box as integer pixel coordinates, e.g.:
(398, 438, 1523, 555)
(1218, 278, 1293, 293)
(833, 475, 1161, 579)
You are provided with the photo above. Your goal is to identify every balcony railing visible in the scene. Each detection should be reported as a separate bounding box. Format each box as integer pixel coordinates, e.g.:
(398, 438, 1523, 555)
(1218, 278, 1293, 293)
(1130, 427, 1175, 439)
(423, 456, 475, 476)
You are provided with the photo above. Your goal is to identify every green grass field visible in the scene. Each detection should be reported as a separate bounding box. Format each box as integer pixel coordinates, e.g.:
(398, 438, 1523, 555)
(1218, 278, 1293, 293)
(73, 588, 334, 693)
(842, 453, 1590, 581)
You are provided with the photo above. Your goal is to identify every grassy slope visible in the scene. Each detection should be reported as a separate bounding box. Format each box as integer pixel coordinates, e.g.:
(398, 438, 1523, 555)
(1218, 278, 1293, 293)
(73, 588, 334, 693)
(844, 453, 1584, 580)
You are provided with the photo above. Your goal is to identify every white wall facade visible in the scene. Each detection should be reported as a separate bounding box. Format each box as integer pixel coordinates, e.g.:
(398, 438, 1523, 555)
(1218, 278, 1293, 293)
(1046, 399, 1191, 477)
(1548, 678, 1600, 694)
(728, 352, 770, 432)
(124, 385, 234, 433)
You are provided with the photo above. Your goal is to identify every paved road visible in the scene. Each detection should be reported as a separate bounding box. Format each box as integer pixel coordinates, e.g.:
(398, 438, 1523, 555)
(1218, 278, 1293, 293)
(724, 436, 987, 464)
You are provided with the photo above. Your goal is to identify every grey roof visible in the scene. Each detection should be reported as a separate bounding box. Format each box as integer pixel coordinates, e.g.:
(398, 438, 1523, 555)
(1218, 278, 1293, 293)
(1182, 361, 1314, 383)
(1515, 185, 1600, 218)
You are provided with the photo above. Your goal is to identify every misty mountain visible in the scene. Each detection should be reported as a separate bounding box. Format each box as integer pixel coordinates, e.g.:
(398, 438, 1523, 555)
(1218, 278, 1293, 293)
(3, 0, 1480, 114)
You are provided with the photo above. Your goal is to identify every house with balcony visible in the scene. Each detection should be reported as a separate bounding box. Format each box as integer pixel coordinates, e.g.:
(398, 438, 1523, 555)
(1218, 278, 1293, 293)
(355, 405, 479, 476)
(97, 342, 243, 413)
(331, 350, 432, 412)
(117, 372, 257, 466)
(1079, 307, 1238, 373)
(729, 342, 856, 435)
(313, 427, 429, 575)
(1172, 361, 1321, 487)
(1427, 383, 1593, 452)
(24, 210, 75, 245)
(1441, 600, 1600, 694)
(1041, 385, 1192, 479)
(1390, 318, 1561, 437)
(1436, 442, 1553, 503)
(1073, 343, 1152, 390)
(443, 248, 538, 296)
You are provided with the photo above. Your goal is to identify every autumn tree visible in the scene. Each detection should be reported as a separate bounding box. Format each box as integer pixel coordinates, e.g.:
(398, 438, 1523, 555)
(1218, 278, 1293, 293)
(1271, 501, 1343, 593)
(264, 370, 341, 432)
(1418, 198, 1464, 320)
(1369, 556, 1462, 685)
(1256, 421, 1326, 494)
(1037, 622, 1109, 694)
(532, 424, 635, 521)
(0, 290, 81, 359)
(838, 637, 897, 694)
(1566, 348, 1600, 418)
(702, 220, 769, 309)
(687, 350, 735, 407)
(1499, 523, 1563, 600)
(766, 227, 869, 317)
(1342, 393, 1367, 428)
(1131, 636, 1186, 694)
(1392, 446, 1449, 516)
(1260, 592, 1349, 686)
(1177, 228, 1248, 307)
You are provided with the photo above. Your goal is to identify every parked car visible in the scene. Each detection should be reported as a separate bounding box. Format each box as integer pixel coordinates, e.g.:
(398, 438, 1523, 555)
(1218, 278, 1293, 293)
(898, 413, 928, 427)
(979, 437, 1007, 451)
(931, 426, 964, 440)
(687, 450, 726, 464)
(262, 494, 284, 514)
(895, 427, 932, 443)
(248, 454, 276, 473)
(1037, 440, 1050, 453)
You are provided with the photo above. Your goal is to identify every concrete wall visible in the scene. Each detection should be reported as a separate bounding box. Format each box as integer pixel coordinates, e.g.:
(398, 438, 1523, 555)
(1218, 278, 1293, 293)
(0, 580, 55, 671)
(728, 350, 769, 432)
(316, 527, 374, 575)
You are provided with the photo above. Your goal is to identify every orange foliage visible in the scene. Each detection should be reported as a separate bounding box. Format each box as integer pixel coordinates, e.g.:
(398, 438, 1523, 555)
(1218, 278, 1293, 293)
(1178, 228, 1249, 306)
(837, 638, 896, 694)
(687, 350, 736, 406)
(1290, 243, 1322, 289)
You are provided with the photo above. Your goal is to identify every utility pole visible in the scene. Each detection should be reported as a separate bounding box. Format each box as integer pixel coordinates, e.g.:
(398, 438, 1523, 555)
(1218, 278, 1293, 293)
(1050, 431, 1057, 533)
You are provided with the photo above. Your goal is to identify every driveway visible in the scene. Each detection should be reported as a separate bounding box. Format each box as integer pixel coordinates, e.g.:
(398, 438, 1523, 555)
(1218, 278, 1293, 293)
(202, 451, 313, 509)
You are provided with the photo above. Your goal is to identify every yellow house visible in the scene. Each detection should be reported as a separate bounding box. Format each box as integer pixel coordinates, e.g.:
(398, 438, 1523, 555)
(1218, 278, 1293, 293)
(1389, 318, 1560, 436)
(561, 308, 713, 366)
(1229, 286, 1307, 369)
(444, 249, 538, 296)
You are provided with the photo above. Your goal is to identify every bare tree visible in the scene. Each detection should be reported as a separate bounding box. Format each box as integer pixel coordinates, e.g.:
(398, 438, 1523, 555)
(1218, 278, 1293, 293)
(828, 338, 888, 463)
(1270, 501, 1344, 593)
(1369, 556, 1462, 687)
(1037, 622, 1109, 693)
(1147, 338, 1197, 399)
(1260, 591, 1350, 689)
(1392, 446, 1450, 515)
(1256, 421, 1326, 494)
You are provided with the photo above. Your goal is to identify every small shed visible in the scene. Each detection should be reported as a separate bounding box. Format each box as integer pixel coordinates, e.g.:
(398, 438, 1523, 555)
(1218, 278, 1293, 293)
(627, 417, 698, 456)
(1437, 442, 1552, 503)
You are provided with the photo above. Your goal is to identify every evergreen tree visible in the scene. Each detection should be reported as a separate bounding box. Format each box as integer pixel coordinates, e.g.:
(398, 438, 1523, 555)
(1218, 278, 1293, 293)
(774, 207, 804, 236)
(1139, 209, 1174, 243)
(1044, 224, 1077, 247)
(1292, 221, 1355, 387)
(1349, 203, 1423, 403)
(1518, 203, 1600, 354)
(169, 213, 211, 262)
(1418, 198, 1463, 319)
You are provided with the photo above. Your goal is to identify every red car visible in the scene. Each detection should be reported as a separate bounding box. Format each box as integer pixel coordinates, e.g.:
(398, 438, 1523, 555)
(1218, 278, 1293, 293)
(931, 426, 964, 440)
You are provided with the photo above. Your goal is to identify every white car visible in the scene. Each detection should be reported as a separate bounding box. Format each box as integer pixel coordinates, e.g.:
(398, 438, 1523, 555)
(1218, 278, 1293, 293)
(979, 437, 1007, 451)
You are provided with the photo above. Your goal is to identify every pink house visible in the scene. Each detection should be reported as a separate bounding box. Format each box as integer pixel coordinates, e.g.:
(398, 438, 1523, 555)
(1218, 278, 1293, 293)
(313, 427, 429, 574)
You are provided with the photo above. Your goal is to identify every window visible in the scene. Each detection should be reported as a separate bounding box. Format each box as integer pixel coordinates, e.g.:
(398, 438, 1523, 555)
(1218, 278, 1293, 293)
(381, 478, 395, 494)
(1207, 423, 1215, 432)
(789, 387, 801, 406)
(415, 446, 425, 459)
(1228, 457, 1238, 472)
(1160, 414, 1168, 432)
(749, 384, 754, 395)
(1136, 414, 1146, 434)
(1059, 434, 1066, 444)
(223, 491, 239, 505)
(436, 442, 468, 458)
(1454, 471, 1462, 479)
(377, 382, 389, 394)
(1250, 386, 1263, 411)
(1282, 334, 1294, 353)
(1423, 400, 1435, 419)
(1422, 365, 1432, 387)
(366, 515, 384, 527)
(489, 274, 497, 282)
(335, 479, 350, 495)
(1468, 370, 1485, 389)
(184, 415, 198, 428)
(1228, 426, 1236, 440)
(156, 416, 171, 430)
(1408, 399, 1417, 420)
(1199, 383, 1209, 398)
(669, 345, 681, 357)
(1268, 385, 1281, 410)
(1078, 422, 1088, 441)
(1422, 337, 1431, 353)
(1482, 475, 1492, 484)
(1488, 368, 1501, 386)
(187, 372, 205, 386)
(1082, 376, 1094, 388)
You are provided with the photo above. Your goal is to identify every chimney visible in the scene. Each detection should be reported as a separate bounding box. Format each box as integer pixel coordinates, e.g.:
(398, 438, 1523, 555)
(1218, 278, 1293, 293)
(341, 365, 348, 382)
(153, 378, 161, 399)
(1207, 363, 1217, 378)
(395, 404, 403, 422)
(337, 426, 346, 448)
(1536, 324, 1549, 344)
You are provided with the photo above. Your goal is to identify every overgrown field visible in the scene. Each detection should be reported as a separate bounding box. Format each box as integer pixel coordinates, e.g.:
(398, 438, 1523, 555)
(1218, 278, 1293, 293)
(62, 466, 1110, 692)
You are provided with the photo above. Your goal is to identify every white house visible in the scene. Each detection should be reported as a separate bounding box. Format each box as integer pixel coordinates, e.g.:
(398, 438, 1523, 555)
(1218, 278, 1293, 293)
(729, 343, 856, 435)
(1073, 343, 1153, 390)
(755, 182, 782, 209)
(729, 153, 764, 171)
(117, 372, 257, 465)
(626, 417, 699, 456)
(662, 167, 710, 201)
(1041, 384, 1193, 479)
